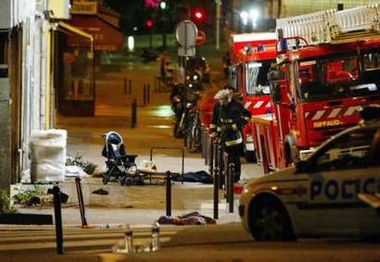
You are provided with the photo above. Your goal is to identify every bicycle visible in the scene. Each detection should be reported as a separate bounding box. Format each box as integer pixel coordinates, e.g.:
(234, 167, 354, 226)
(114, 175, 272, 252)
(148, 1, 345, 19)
(185, 109, 202, 153)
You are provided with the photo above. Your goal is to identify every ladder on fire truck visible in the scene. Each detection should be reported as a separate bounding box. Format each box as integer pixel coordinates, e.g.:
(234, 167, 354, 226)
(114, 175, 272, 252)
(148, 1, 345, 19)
(276, 3, 380, 46)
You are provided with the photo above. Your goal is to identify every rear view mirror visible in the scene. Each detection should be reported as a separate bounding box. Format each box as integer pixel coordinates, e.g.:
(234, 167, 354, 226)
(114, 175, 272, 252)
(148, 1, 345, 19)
(267, 69, 284, 81)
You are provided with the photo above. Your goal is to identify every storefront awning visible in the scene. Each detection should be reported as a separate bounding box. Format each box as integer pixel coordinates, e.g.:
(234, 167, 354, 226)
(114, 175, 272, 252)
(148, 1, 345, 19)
(66, 16, 124, 51)
(57, 21, 94, 50)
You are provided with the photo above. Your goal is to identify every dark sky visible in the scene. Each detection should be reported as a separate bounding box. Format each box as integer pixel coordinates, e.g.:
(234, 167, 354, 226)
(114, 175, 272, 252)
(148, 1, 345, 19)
(103, 0, 215, 34)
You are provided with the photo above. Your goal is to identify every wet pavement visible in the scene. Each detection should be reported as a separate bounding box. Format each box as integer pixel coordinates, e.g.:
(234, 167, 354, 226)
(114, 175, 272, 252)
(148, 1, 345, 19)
(14, 58, 265, 228)
(3, 56, 268, 262)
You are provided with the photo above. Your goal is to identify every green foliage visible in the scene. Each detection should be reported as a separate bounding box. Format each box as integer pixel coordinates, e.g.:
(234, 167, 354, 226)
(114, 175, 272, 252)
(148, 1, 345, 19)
(66, 155, 98, 175)
(12, 185, 45, 206)
(0, 190, 17, 213)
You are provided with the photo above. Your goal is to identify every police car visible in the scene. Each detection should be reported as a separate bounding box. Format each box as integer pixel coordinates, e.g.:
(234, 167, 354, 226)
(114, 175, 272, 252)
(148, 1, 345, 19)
(239, 108, 380, 241)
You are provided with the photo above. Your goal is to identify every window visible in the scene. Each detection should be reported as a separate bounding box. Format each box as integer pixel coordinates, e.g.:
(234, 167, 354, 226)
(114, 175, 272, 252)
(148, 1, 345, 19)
(63, 49, 94, 101)
(363, 52, 380, 71)
(299, 60, 318, 100)
(323, 56, 359, 85)
(245, 60, 272, 96)
(315, 129, 377, 171)
(298, 54, 380, 101)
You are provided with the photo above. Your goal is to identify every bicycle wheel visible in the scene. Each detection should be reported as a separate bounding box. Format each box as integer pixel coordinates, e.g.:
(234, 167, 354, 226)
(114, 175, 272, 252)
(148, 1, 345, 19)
(173, 114, 185, 138)
(173, 122, 184, 138)
(185, 116, 201, 153)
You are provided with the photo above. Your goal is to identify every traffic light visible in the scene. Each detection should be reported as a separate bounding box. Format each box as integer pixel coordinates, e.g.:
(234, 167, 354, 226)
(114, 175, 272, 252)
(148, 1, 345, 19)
(145, 19, 154, 28)
(192, 8, 205, 24)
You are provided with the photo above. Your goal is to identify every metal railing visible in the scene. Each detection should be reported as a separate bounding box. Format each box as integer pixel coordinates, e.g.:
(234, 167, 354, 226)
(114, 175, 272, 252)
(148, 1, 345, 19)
(276, 3, 380, 46)
(205, 132, 235, 219)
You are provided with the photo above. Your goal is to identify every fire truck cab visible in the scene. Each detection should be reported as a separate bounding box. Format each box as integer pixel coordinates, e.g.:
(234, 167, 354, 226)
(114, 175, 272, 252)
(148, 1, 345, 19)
(253, 4, 380, 173)
(228, 32, 277, 162)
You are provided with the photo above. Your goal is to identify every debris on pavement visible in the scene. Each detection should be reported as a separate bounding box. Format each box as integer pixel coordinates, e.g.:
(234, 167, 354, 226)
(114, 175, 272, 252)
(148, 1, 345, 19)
(157, 211, 216, 225)
(92, 189, 109, 195)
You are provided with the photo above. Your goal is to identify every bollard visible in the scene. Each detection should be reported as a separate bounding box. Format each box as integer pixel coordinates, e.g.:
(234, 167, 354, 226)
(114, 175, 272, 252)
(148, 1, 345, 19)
(131, 98, 137, 128)
(146, 83, 150, 104)
(201, 127, 205, 160)
(75, 177, 88, 227)
(228, 163, 235, 213)
(202, 127, 208, 162)
(124, 78, 132, 95)
(225, 156, 230, 203)
(213, 167, 219, 219)
(143, 84, 150, 105)
(52, 185, 64, 254)
(143, 84, 147, 105)
(223, 152, 229, 200)
(209, 137, 214, 177)
(165, 171, 172, 217)
(212, 140, 218, 168)
(217, 146, 224, 190)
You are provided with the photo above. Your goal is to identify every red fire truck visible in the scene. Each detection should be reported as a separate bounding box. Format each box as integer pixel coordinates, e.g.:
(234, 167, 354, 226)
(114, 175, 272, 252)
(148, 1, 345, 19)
(252, 4, 380, 173)
(198, 32, 277, 162)
(228, 32, 277, 162)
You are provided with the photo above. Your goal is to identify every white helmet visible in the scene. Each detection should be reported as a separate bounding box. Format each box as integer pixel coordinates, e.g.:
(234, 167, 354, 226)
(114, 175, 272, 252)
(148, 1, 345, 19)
(214, 89, 229, 100)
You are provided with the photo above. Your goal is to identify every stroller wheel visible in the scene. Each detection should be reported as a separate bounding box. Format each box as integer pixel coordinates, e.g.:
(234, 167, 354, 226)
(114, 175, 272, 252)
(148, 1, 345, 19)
(102, 175, 109, 185)
(125, 177, 133, 186)
(120, 176, 132, 186)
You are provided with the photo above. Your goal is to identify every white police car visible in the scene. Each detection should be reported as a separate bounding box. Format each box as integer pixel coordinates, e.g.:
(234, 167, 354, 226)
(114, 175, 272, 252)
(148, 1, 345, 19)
(239, 111, 380, 241)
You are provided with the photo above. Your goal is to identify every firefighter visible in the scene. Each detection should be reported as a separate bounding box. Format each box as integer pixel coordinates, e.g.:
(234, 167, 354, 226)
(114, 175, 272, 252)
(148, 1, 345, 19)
(210, 89, 251, 183)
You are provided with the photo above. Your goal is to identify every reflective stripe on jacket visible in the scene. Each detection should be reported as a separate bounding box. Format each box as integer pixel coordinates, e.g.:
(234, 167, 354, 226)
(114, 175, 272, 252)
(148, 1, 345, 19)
(210, 99, 251, 148)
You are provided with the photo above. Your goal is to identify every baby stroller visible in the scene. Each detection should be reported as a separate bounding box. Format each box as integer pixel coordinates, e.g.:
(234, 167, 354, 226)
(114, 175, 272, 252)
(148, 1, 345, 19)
(101, 131, 143, 186)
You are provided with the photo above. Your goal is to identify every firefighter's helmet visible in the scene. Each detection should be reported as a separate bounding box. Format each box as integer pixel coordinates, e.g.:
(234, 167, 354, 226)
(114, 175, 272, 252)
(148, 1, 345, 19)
(214, 89, 229, 100)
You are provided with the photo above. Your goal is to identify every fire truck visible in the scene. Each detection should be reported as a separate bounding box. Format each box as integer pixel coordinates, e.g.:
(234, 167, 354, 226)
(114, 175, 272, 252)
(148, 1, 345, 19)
(227, 32, 278, 162)
(197, 32, 277, 162)
(252, 4, 380, 173)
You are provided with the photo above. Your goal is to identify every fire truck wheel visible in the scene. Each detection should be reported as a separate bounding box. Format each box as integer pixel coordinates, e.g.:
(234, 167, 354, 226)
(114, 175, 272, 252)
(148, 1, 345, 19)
(249, 197, 296, 241)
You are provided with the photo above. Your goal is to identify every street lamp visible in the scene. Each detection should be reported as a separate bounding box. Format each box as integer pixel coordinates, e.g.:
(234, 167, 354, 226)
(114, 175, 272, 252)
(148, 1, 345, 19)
(240, 11, 249, 26)
(159, 1, 168, 49)
(249, 9, 259, 30)
(215, 0, 221, 50)
(160, 1, 167, 10)
(128, 36, 135, 52)
(240, 8, 260, 32)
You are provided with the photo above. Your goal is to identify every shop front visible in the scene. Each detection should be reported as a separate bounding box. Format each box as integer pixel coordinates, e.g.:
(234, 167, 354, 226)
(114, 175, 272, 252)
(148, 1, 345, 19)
(57, 1, 124, 116)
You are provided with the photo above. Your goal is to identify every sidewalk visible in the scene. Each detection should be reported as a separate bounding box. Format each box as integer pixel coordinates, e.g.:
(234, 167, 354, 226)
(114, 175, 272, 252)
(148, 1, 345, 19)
(15, 153, 263, 227)
(15, 121, 263, 228)
(13, 60, 265, 227)
(1, 55, 271, 262)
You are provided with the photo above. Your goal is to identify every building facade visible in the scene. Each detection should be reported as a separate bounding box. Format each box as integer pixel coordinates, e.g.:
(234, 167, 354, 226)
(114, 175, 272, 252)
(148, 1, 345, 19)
(0, 0, 123, 193)
(0, 0, 70, 192)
